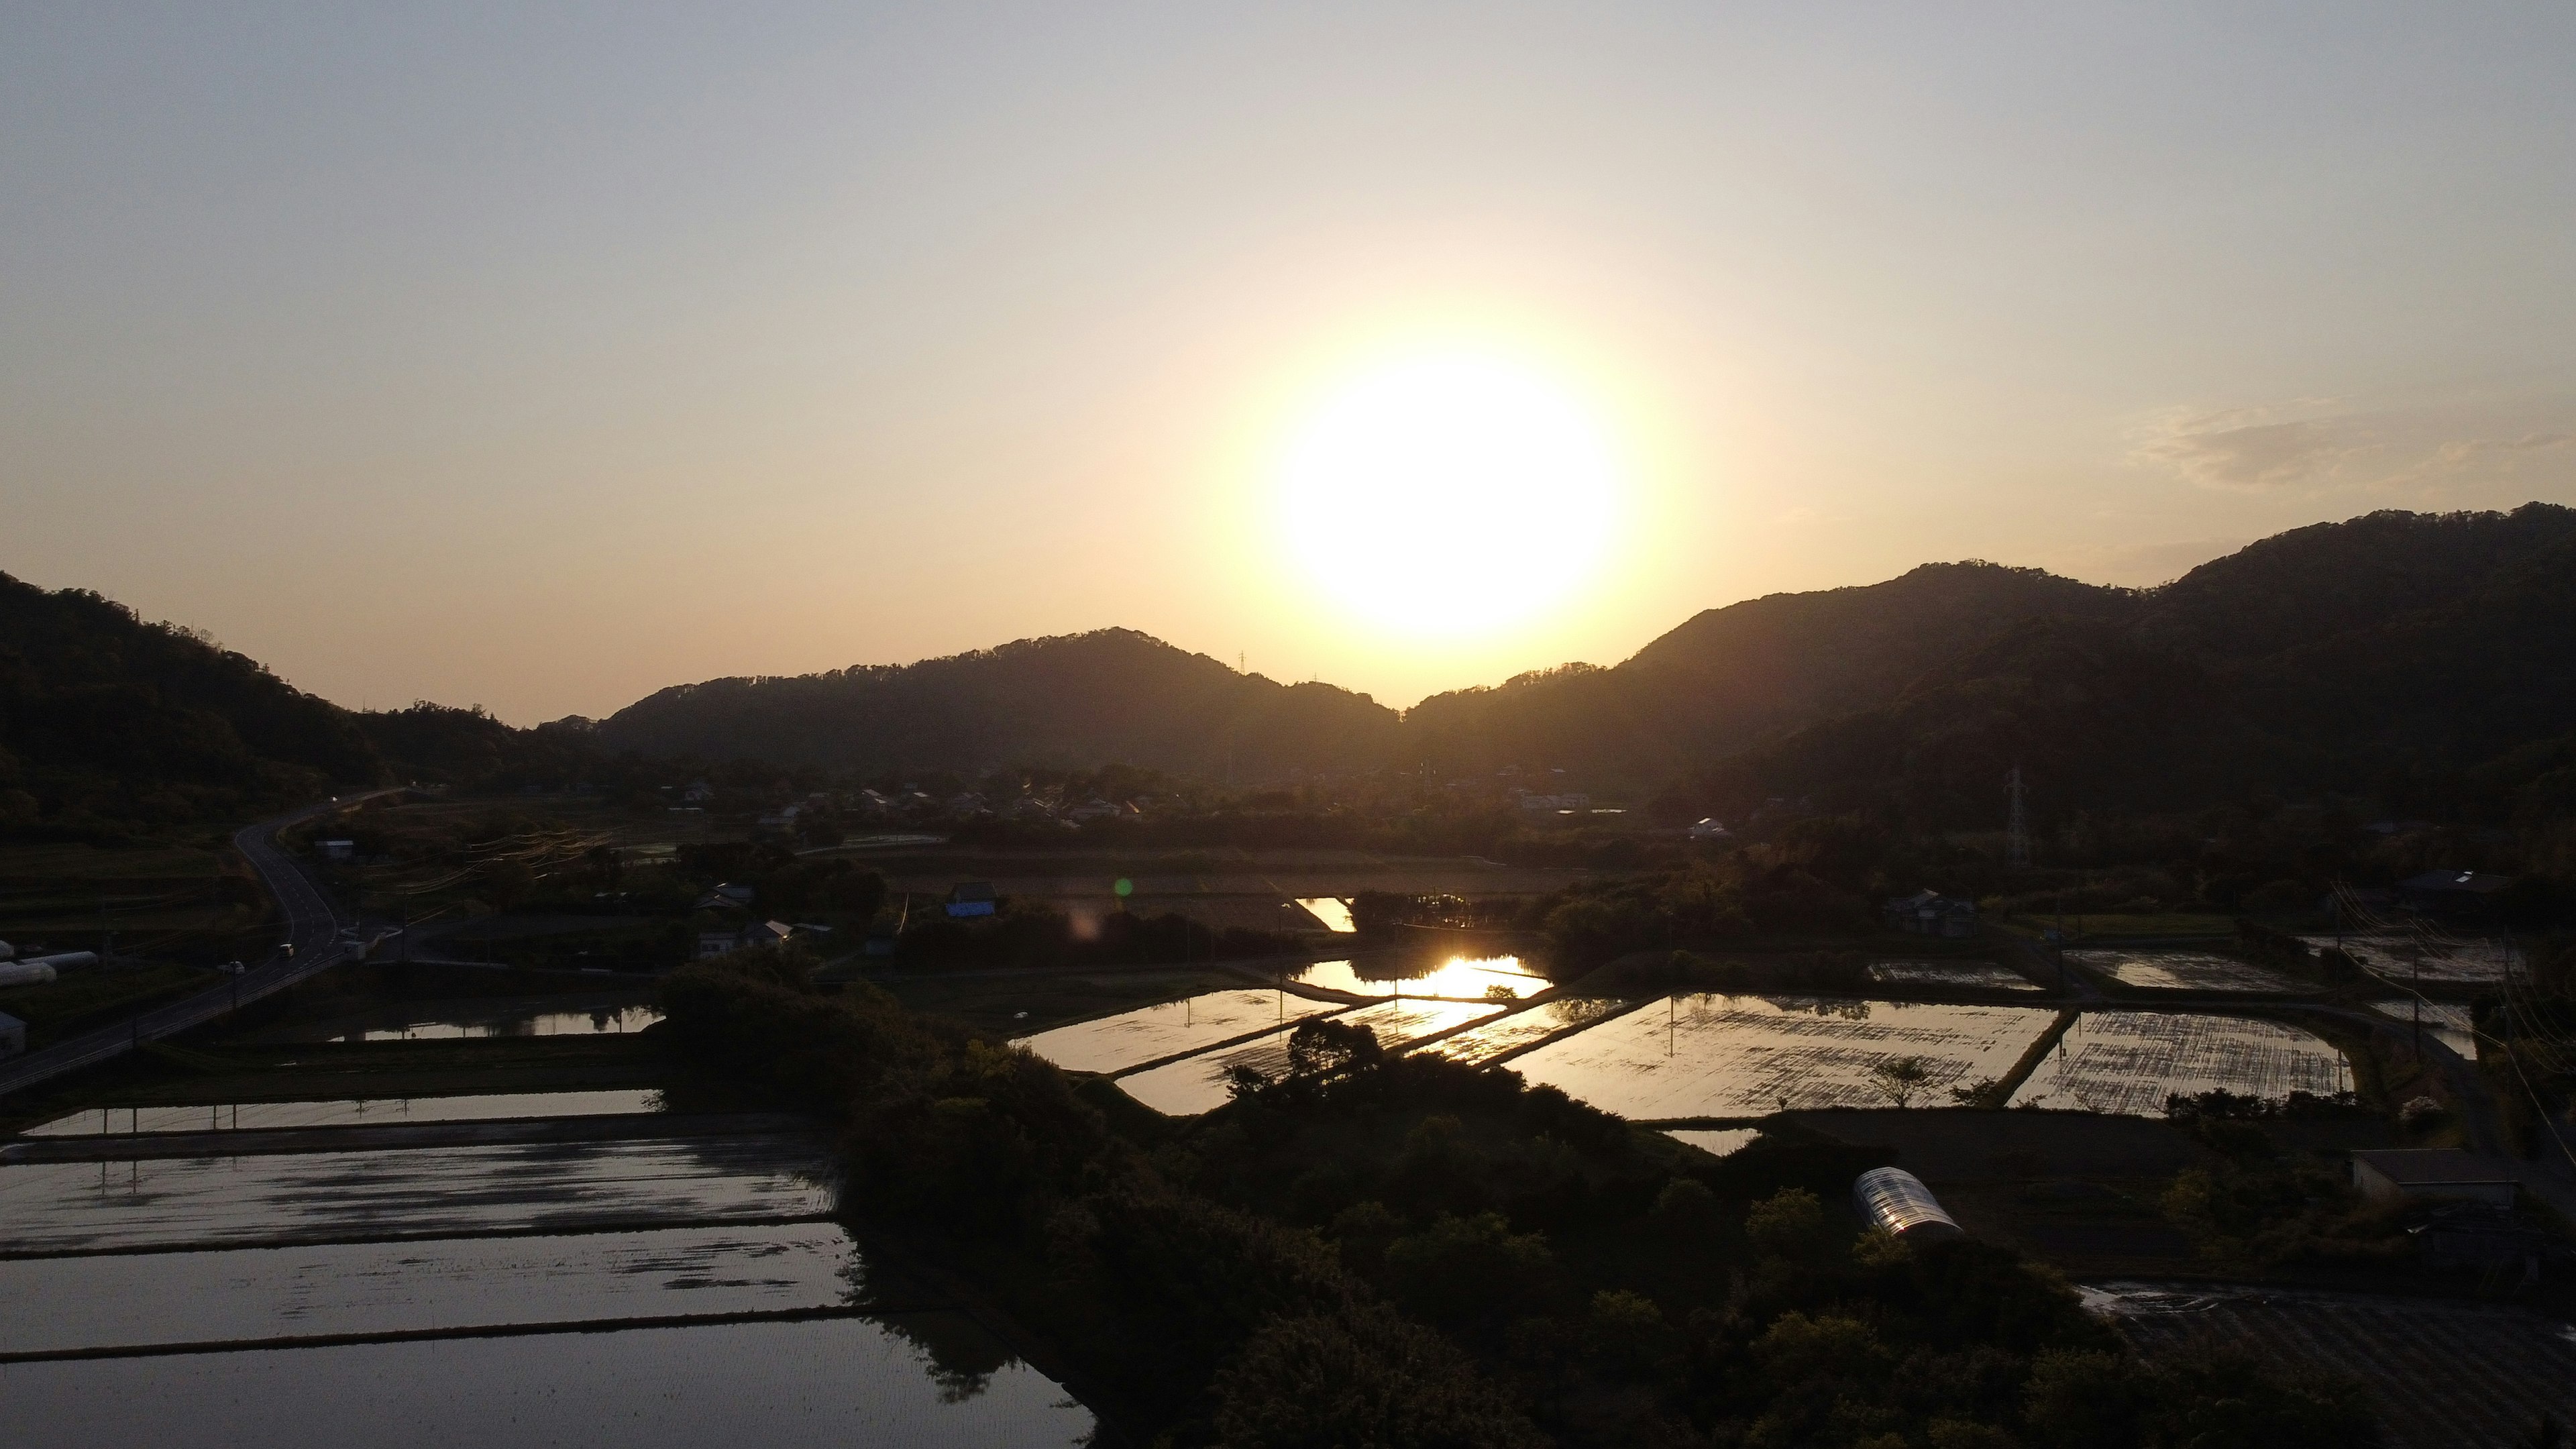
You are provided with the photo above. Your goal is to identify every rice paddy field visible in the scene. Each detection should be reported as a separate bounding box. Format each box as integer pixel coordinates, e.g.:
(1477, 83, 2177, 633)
(2300, 934, 2526, 985)
(1664, 1127, 1760, 1157)
(0, 1136, 839, 1254)
(1287, 954, 1550, 1001)
(2368, 998, 2480, 1061)
(2, 1317, 1091, 1449)
(2068, 950, 2304, 992)
(23, 1088, 663, 1137)
(2006, 1012, 2351, 1116)
(1294, 897, 1356, 932)
(0, 1085, 1095, 1446)
(2088, 1281, 2576, 1449)
(1505, 996, 2062, 1120)
(339, 1004, 667, 1042)
(1008, 989, 1346, 1075)
(1411, 997, 1637, 1067)
(0, 1223, 866, 1354)
(1866, 960, 2042, 992)
(1113, 998, 1503, 1116)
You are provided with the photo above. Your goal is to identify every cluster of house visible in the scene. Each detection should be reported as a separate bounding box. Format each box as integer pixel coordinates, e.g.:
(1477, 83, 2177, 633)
(1882, 889, 1979, 938)
(674, 780, 1149, 831)
(2350, 1148, 2567, 1285)
(690, 881, 830, 959)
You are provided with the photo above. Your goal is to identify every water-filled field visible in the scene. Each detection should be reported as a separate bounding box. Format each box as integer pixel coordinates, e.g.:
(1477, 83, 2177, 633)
(2369, 998, 2479, 1061)
(21, 1088, 663, 1138)
(1412, 998, 1635, 1067)
(2069, 950, 2302, 992)
(0, 1316, 1094, 1448)
(1866, 961, 2041, 992)
(1665, 1128, 1760, 1157)
(2301, 934, 2525, 985)
(0, 1086, 1091, 1442)
(2005, 1011, 2351, 1116)
(0, 1224, 865, 1355)
(1114, 998, 1503, 1115)
(343, 1004, 665, 1041)
(1287, 955, 1550, 1000)
(1507, 996, 2060, 1118)
(1295, 897, 1356, 932)
(1010, 989, 1344, 1075)
(0, 1135, 838, 1253)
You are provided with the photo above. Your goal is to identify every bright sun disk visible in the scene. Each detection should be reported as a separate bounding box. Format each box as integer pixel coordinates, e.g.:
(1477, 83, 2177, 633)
(1277, 352, 1621, 637)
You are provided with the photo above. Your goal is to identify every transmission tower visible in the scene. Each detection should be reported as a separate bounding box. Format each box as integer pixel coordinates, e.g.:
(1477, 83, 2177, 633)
(2005, 765, 2031, 870)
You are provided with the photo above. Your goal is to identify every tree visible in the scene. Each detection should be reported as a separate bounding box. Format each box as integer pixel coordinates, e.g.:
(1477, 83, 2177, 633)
(1870, 1055, 1933, 1108)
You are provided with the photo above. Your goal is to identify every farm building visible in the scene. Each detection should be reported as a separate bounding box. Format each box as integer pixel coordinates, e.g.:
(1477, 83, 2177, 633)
(1852, 1167, 1966, 1242)
(2350, 1148, 2519, 1208)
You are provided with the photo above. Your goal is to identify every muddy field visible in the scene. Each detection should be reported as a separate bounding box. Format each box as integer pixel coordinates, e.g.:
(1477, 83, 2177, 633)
(22, 1088, 663, 1138)
(1009, 987, 1345, 1076)
(2068, 949, 2305, 993)
(1506, 996, 2063, 1119)
(1287, 953, 1549, 1001)
(2006, 1011, 2350, 1116)
(1114, 997, 1503, 1114)
(2088, 1281, 2576, 1449)
(1867, 960, 2042, 992)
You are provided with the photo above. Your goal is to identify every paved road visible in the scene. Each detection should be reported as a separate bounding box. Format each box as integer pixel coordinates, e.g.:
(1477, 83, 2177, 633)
(0, 796, 384, 1100)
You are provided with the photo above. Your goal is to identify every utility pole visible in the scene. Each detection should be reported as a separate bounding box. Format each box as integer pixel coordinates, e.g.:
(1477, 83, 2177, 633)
(2006, 767, 2031, 871)
(2054, 893, 2066, 992)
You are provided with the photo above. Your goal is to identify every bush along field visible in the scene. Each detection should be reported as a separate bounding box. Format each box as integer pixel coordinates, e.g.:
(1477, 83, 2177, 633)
(657, 946, 2381, 1448)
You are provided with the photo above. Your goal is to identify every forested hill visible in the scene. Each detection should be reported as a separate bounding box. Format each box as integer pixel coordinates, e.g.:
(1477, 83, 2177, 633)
(594, 627, 1401, 778)
(0, 572, 602, 833)
(1399, 561, 2129, 784)
(1656, 503, 2576, 828)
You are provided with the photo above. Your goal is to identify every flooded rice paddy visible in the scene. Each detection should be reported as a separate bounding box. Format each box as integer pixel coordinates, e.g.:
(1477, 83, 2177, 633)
(1866, 960, 2041, 992)
(0, 1224, 863, 1354)
(0, 1135, 838, 1254)
(2369, 998, 2480, 1061)
(1114, 998, 1504, 1115)
(2006, 1012, 2351, 1116)
(2069, 950, 2303, 992)
(1664, 1128, 1761, 1157)
(1287, 954, 1550, 1000)
(1010, 989, 1344, 1075)
(342, 1004, 665, 1042)
(0, 1316, 1095, 1448)
(23, 1088, 663, 1138)
(1507, 996, 2061, 1119)
(1413, 997, 1636, 1067)
(1295, 896, 1357, 932)
(0, 1085, 1095, 1442)
(2300, 934, 2526, 985)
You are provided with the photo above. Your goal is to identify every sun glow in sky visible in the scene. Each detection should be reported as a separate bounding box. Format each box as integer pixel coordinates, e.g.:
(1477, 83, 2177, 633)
(6, 9, 2576, 722)
(1277, 353, 1624, 638)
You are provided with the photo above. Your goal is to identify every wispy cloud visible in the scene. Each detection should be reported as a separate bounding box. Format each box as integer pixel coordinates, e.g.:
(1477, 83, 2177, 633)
(2131, 398, 2576, 497)
(2129, 404, 2365, 490)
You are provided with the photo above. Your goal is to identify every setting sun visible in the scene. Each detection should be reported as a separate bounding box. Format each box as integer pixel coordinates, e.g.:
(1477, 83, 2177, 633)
(1276, 352, 1624, 637)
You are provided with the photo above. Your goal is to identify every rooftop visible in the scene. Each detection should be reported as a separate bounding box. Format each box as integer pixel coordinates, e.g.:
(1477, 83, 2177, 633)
(2351, 1148, 2520, 1186)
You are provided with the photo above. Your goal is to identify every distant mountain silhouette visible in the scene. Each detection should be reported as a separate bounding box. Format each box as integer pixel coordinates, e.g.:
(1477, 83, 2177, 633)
(595, 627, 1401, 778)
(0, 572, 603, 828)
(593, 504, 2576, 821)
(12, 502, 2571, 832)
(1399, 560, 2128, 785)
(1658, 503, 2576, 826)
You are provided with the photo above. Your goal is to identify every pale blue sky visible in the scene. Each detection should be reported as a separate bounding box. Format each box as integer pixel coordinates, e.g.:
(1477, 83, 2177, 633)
(7, 3, 2573, 720)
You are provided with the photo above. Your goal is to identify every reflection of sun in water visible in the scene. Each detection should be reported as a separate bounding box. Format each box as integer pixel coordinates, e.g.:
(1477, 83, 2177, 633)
(1277, 352, 1623, 636)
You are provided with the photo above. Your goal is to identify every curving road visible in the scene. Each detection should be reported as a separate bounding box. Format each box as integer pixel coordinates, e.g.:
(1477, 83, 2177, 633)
(0, 795, 386, 1099)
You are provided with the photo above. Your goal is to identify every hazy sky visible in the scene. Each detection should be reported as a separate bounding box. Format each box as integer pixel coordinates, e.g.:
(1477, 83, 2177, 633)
(8, 3, 2574, 723)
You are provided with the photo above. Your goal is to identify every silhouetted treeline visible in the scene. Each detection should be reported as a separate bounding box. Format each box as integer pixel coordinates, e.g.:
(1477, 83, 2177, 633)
(658, 949, 2381, 1447)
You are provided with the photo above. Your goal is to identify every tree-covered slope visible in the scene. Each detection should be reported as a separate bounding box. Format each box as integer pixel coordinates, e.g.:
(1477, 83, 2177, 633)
(596, 627, 1401, 778)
